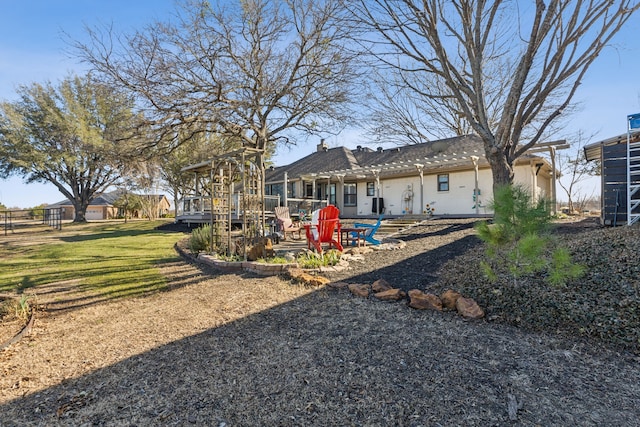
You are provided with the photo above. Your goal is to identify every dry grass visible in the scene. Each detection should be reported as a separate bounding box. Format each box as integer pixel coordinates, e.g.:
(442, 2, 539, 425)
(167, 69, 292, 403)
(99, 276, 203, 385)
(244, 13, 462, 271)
(1, 218, 640, 426)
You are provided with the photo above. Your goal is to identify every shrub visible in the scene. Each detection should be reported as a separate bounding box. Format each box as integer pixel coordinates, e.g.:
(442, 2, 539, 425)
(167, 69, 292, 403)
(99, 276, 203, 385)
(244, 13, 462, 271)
(189, 224, 212, 253)
(476, 185, 583, 287)
(296, 249, 342, 269)
(256, 256, 290, 264)
(438, 224, 638, 353)
(475, 184, 551, 244)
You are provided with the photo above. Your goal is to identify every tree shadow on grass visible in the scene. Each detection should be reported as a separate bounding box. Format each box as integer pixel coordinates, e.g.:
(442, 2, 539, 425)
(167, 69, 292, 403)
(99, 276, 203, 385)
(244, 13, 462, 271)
(60, 228, 180, 243)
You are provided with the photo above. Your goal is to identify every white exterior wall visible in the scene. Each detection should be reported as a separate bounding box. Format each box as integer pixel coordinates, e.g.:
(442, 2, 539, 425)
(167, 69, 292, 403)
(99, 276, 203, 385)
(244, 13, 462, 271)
(513, 163, 552, 201)
(419, 169, 493, 216)
(356, 181, 386, 216)
(349, 163, 549, 217)
(364, 170, 494, 216)
(380, 177, 422, 215)
(514, 163, 535, 194)
(282, 162, 551, 218)
(538, 175, 551, 199)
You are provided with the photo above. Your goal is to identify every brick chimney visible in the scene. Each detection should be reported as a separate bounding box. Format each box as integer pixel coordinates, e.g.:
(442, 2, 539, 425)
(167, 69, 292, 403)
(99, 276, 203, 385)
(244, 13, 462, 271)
(317, 138, 329, 152)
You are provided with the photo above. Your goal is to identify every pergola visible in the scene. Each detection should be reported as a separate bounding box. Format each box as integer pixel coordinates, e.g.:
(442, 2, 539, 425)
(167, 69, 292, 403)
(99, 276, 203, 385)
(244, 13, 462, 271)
(181, 147, 266, 258)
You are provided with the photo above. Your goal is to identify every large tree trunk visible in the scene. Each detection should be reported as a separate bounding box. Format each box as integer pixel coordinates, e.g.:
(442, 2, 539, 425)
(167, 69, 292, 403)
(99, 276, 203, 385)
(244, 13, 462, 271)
(487, 149, 514, 196)
(72, 199, 89, 223)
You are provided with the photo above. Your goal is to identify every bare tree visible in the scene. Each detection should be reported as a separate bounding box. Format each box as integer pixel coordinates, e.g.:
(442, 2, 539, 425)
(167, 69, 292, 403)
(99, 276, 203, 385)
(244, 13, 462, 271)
(557, 132, 600, 213)
(128, 160, 163, 220)
(72, 0, 361, 155)
(365, 60, 495, 145)
(351, 1, 640, 190)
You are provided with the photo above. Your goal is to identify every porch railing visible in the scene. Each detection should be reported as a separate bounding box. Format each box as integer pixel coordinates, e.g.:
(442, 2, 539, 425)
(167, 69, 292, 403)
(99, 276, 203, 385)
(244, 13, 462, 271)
(176, 195, 327, 218)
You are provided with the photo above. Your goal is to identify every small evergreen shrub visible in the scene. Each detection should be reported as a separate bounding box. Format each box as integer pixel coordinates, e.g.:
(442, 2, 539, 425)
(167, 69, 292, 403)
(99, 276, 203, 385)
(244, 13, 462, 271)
(476, 185, 583, 287)
(189, 224, 212, 253)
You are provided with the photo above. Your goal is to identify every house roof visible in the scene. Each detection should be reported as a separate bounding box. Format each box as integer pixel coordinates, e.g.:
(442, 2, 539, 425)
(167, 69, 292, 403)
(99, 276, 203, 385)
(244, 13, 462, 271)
(352, 134, 483, 166)
(265, 135, 566, 183)
(266, 135, 487, 182)
(583, 131, 640, 162)
(266, 134, 553, 182)
(266, 146, 362, 182)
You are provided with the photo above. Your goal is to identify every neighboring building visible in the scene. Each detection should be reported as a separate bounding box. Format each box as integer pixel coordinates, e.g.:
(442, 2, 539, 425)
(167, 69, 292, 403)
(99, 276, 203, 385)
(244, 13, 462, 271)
(49, 191, 171, 221)
(265, 134, 558, 217)
(584, 132, 640, 225)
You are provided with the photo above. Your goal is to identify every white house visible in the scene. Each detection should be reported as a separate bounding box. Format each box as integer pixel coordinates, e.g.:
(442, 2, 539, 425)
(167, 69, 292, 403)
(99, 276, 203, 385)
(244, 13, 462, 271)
(265, 135, 557, 217)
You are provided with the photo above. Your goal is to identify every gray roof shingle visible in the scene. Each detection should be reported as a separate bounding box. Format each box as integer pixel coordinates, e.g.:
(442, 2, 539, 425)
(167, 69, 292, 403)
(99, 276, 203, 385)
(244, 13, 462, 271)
(266, 135, 486, 182)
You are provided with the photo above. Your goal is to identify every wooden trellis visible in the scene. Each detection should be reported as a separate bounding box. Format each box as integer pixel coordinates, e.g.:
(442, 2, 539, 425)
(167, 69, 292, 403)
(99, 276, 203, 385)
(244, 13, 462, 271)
(182, 147, 266, 259)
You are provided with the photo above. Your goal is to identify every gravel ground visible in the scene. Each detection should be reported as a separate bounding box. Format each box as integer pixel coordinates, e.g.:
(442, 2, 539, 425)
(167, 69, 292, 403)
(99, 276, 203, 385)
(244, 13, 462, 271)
(323, 218, 483, 292)
(2, 218, 640, 426)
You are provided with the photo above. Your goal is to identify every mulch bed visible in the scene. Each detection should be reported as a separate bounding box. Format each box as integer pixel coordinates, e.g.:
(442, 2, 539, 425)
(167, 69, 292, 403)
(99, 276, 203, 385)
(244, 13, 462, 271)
(2, 218, 640, 426)
(323, 218, 483, 292)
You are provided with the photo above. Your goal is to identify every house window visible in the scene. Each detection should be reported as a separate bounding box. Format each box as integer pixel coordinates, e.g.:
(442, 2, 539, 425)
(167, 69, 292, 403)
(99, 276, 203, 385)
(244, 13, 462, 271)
(344, 183, 357, 206)
(266, 183, 283, 197)
(366, 182, 375, 196)
(437, 174, 449, 192)
(318, 183, 337, 205)
(305, 183, 313, 198)
(287, 182, 296, 198)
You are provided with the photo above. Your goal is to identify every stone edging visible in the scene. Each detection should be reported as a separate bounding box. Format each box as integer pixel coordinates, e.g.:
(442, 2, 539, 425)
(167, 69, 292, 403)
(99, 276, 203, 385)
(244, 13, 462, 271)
(197, 254, 300, 276)
(175, 241, 351, 276)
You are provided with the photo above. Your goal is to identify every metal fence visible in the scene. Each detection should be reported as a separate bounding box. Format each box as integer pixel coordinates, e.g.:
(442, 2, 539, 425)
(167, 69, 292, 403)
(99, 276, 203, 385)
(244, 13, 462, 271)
(2, 207, 62, 236)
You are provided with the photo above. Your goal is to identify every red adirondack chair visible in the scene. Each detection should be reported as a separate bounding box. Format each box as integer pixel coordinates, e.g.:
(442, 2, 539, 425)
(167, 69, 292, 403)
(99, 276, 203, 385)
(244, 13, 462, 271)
(304, 205, 343, 253)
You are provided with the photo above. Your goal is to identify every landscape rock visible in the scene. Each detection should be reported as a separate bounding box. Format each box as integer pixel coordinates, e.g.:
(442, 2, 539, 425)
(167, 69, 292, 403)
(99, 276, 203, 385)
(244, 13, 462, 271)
(318, 259, 350, 272)
(286, 268, 330, 286)
(373, 288, 406, 301)
(370, 240, 406, 251)
(456, 297, 485, 319)
(407, 289, 443, 311)
(372, 278, 392, 293)
(247, 237, 275, 261)
(441, 289, 462, 310)
(341, 253, 365, 262)
(348, 283, 370, 298)
(327, 281, 350, 289)
(286, 267, 306, 280)
(306, 275, 331, 287)
(343, 246, 373, 255)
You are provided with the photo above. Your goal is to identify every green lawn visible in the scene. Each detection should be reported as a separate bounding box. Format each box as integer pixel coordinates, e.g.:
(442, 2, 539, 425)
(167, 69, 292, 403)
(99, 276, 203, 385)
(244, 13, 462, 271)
(0, 220, 187, 299)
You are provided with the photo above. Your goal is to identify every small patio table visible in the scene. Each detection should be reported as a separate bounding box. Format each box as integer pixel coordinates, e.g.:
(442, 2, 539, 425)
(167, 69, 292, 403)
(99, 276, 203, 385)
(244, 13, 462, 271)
(340, 227, 367, 247)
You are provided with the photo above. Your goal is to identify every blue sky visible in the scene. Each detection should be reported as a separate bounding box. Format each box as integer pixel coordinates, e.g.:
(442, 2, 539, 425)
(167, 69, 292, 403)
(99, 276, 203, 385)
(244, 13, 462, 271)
(1, 2, 639, 208)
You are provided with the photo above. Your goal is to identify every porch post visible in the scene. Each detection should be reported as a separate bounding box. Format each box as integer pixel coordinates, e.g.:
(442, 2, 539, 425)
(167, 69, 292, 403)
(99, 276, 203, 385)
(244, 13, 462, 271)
(335, 174, 345, 210)
(327, 175, 331, 203)
(373, 170, 381, 215)
(531, 160, 539, 202)
(470, 156, 479, 215)
(283, 171, 288, 207)
(415, 164, 424, 215)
